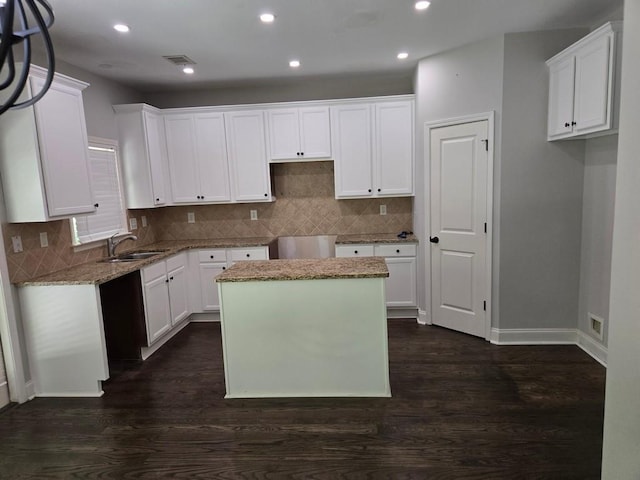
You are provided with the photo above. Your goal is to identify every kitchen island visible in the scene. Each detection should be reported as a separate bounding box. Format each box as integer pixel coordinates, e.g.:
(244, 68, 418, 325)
(216, 257, 391, 398)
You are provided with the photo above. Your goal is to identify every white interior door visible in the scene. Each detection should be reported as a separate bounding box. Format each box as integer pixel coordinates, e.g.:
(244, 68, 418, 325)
(430, 120, 489, 338)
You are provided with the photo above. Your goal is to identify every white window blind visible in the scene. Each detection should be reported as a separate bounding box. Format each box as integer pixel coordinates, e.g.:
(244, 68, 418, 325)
(71, 143, 127, 245)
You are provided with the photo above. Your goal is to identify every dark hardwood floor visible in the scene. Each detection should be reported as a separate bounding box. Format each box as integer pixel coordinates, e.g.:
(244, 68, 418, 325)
(0, 320, 606, 479)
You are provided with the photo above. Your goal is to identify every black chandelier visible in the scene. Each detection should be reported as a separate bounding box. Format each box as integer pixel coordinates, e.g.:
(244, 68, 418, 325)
(0, 0, 55, 116)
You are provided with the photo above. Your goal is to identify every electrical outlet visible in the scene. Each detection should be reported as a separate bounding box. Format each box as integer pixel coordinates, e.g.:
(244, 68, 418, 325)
(187, 212, 195, 224)
(141, 215, 148, 228)
(589, 313, 604, 341)
(380, 204, 387, 216)
(11, 235, 23, 253)
(129, 217, 138, 230)
(250, 209, 258, 221)
(40, 232, 48, 248)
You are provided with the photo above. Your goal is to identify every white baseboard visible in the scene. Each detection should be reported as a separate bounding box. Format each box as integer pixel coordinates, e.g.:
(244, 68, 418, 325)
(489, 327, 607, 367)
(386, 308, 419, 319)
(490, 327, 577, 345)
(0, 381, 9, 408)
(577, 330, 608, 367)
(417, 309, 430, 325)
(189, 312, 220, 322)
(36, 390, 104, 398)
(141, 319, 191, 360)
(25, 380, 36, 400)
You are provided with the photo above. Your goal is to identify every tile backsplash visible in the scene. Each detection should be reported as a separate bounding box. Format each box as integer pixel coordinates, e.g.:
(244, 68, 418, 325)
(3, 161, 413, 282)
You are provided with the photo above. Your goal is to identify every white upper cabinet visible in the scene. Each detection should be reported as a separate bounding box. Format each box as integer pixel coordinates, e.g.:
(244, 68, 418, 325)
(268, 106, 331, 161)
(225, 110, 273, 202)
(332, 99, 414, 199)
(114, 104, 169, 208)
(164, 112, 231, 204)
(547, 22, 622, 141)
(0, 65, 96, 222)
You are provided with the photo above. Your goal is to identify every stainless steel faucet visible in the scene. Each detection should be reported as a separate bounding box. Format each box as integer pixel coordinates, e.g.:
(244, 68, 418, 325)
(107, 233, 138, 257)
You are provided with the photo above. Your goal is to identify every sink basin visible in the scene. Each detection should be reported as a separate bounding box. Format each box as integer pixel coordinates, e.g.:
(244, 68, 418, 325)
(100, 251, 166, 263)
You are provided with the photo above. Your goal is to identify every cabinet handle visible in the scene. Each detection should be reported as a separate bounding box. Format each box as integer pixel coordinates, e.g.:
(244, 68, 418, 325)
(300, 152, 304, 156)
(94, 203, 99, 208)
(170, 276, 174, 281)
(210, 255, 214, 259)
(377, 188, 381, 192)
(156, 198, 160, 202)
(165, 279, 169, 283)
(264, 193, 268, 197)
(246, 253, 250, 258)
(572, 121, 577, 126)
(296, 152, 300, 156)
(396, 249, 400, 253)
(368, 189, 372, 193)
(565, 122, 570, 128)
(222, 266, 226, 270)
(354, 250, 358, 254)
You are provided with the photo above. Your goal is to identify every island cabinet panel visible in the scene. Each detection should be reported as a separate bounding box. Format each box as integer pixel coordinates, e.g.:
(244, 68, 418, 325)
(18, 285, 108, 397)
(0, 66, 96, 222)
(219, 277, 390, 398)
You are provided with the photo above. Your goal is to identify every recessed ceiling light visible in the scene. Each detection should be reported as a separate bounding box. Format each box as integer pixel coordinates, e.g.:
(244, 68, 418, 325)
(397, 52, 409, 60)
(415, 1, 431, 10)
(289, 60, 301, 68)
(260, 13, 275, 23)
(113, 24, 130, 33)
(183, 66, 195, 74)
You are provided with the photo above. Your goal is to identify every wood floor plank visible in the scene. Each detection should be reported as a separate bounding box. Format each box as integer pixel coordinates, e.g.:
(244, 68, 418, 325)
(0, 321, 605, 479)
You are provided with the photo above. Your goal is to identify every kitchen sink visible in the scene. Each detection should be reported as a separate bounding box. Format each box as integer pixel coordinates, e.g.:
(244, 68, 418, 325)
(100, 251, 166, 263)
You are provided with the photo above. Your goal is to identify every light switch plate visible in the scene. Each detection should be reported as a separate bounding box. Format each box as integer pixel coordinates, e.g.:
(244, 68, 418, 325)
(250, 209, 258, 221)
(187, 212, 195, 224)
(141, 215, 148, 228)
(129, 217, 138, 230)
(11, 235, 23, 253)
(40, 232, 49, 248)
(380, 205, 387, 216)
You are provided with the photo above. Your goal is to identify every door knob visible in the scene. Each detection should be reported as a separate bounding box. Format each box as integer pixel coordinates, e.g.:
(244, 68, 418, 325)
(430, 236, 440, 244)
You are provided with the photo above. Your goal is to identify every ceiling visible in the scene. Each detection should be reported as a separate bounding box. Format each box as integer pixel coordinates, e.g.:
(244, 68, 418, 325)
(43, 0, 622, 92)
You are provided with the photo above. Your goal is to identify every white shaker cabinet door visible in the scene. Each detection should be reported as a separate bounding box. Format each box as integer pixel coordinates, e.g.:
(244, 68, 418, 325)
(225, 110, 272, 202)
(384, 256, 417, 307)
(194, 113, 232, 202)
(547, 56, 576, 139)
(30, 75, 95, 218)
(142, 111, 168, 206)
(165, 114, 200, 204)
(167, 263, 190, 326)
(199, 263, 227, 311)
(142, 272, 172, 345)
(299, 106, 331, 159)
(375, 101, 414, 196)
(268, 108, 300, 160)
(331, 104, 374, 198)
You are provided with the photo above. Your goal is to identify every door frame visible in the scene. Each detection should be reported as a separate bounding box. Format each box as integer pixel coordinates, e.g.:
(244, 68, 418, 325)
(423, 112, 495, 340)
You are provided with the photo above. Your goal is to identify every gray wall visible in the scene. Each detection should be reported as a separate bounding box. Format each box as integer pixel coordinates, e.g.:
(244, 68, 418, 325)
(30, 52, 144, 140)
(143, 72, 413, 108)
(414, 35, 505, 325)
(499, 29, 586, 330)
(601, 0, 640, 476)
(578, 135, 617, 346)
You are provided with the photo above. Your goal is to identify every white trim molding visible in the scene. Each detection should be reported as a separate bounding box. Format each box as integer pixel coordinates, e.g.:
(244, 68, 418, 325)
(417, 309, 430, 325)
(489, 327, 607, 366)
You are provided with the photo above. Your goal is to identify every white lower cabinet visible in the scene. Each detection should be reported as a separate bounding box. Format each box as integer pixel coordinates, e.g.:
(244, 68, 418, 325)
(193, 246, 269, 312)
(141, 253, 190, 345)
(336, 243, 417, 308)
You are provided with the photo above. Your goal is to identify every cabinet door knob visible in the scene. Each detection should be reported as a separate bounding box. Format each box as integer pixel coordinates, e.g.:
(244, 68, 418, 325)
(300, 152, 304, 156)
(246, 253, 250, 258)
(296, 152, 300, 156)
(94, 203, 99, 208)
(354, 250, 358, 254)
(210, 255, 214, 259)
(156, 198, 160, 202)
(368, 189, 372, 193)
(430, 236, 440, 244)
(565, 122, 570, 127)
(396, 249, 400, 253)
(377, 188, 381, 192)
(572, 121, 577, 126)
(222, 266, 226, 270)
(165, 279, 169, 283)
(170, 276, 174, 281)
(264, 193, 268, 197)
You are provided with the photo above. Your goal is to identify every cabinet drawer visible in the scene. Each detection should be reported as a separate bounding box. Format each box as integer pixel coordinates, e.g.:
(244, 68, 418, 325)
(142, 261, 166, 282)
(375, 244, 417, 257)
(335, 245, 374, 257)
(198, 249, 227, 263)
(229, 247, 269, 261)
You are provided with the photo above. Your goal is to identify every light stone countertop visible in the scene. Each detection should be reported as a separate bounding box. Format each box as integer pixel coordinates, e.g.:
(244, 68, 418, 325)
(16, 237, 277, 287)
(335, 233, 418, 244)
(216, 257, 389, 283)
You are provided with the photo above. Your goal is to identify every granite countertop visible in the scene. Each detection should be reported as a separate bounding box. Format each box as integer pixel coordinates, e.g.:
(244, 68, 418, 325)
(216, 257, 389, 283)
(17, 237, 277, 286)
(335, 233, 418, 244)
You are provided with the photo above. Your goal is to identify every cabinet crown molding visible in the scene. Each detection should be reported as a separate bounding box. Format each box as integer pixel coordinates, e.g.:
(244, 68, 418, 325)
(546, 21, 622, 66)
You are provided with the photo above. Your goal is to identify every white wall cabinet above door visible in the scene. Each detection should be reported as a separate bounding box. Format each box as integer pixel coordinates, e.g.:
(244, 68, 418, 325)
(332, 100, 414, 199)
(114, 104, 170, 208)
(225, 110, 273, 202)
(546, 21, 622, 141)
(165, 112, 231, 204)
(268, 106, 331, 161)
(0, 65, 96, 222)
